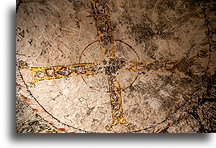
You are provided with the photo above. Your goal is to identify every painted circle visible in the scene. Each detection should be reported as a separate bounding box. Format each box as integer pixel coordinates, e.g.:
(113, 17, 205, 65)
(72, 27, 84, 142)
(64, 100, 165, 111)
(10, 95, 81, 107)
(79, 40, 141, 91)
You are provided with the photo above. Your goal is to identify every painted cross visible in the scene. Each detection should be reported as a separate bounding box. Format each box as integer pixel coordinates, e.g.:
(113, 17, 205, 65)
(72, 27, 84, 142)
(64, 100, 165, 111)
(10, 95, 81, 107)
(17, 0, 208, 132)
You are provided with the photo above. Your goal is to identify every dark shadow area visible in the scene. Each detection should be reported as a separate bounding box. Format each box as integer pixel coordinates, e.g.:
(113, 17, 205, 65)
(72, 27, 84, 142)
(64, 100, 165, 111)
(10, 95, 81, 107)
(12, 133, 210, 143)
(9, 5, 17, 141)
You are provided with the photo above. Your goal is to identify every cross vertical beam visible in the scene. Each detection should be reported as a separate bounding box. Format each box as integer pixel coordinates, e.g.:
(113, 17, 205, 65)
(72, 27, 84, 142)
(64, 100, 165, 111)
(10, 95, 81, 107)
(89, 0, 115, 58)
(89, 0, 133, 131)
(105, 75, 130, 131)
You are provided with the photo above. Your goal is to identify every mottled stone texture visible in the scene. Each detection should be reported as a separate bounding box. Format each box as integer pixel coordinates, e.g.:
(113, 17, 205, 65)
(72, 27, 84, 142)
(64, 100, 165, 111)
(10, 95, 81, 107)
(16, 0, 215, 133)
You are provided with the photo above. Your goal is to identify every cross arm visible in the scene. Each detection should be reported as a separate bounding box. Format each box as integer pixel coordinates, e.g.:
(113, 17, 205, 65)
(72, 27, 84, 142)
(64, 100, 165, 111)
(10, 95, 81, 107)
(17, 60, 104, 85)
(119, 60, 180, 73)
(119, 55, 201, 73)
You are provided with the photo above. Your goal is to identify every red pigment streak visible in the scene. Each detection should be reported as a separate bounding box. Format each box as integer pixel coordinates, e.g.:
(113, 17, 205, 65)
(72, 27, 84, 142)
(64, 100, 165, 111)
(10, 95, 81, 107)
(21, 94, 31, 103)
(16, 83, 23, 87)
(47, 122, 54, 125)
(155, 128, 161, 133)
(57, 128, 66, 131)
(166, 122, 172, 128)
(32, 108, 39, 112)
(177, 114, 183, 121)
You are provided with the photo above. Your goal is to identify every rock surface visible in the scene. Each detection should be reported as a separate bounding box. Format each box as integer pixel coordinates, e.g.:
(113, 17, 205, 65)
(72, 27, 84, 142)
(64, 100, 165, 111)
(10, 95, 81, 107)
(16, 0, 215, 133)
